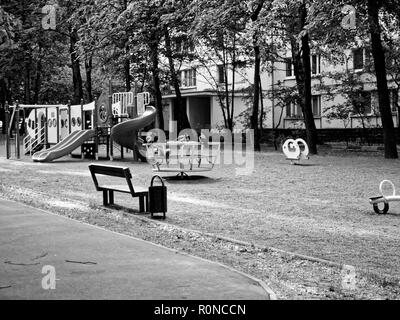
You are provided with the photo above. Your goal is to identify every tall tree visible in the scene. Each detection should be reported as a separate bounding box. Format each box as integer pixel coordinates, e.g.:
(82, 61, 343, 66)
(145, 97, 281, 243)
(309, 0, 399, 158)
(287, 0, 318, 154)
(367, 0, 398, 158)
(69, 28, 83, 104)
(122, 0, 168, 129)
(250, 0, 267, 151)
(190, 0, 248, 131)
(163, 25, 190, 131)
(160, 0, 195, 131)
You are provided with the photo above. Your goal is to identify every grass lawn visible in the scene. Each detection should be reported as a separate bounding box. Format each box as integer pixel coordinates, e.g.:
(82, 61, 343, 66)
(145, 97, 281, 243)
(1, 143, 400, 298)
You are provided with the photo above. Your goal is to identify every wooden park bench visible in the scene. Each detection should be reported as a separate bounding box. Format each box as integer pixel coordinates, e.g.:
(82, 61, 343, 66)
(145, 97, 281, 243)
(88, 164, 148, 212)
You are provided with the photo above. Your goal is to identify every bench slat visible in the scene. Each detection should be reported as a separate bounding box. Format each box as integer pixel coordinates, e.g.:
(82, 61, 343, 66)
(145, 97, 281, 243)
(99, 185, 131, 193)
(89, 164, 148, 214)
(89, 164, 130, 178)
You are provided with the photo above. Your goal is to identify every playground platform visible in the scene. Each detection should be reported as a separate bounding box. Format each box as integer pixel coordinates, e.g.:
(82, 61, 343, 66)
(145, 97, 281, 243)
(0, 199, 271, 300)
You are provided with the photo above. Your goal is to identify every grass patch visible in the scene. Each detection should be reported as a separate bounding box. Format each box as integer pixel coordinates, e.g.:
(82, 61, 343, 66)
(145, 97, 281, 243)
(1, 149, 400, 299)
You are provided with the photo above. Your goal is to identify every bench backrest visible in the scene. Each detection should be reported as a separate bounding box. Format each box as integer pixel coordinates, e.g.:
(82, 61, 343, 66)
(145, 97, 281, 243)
(88, 164, 135, 194)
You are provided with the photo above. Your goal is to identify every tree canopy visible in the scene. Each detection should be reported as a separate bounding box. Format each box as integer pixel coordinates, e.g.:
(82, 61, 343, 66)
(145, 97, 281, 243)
(0, 0, 399, 156)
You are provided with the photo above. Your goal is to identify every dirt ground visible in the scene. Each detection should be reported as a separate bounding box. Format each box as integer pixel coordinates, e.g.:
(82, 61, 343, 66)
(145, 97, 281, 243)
(1, 143, 400, 299)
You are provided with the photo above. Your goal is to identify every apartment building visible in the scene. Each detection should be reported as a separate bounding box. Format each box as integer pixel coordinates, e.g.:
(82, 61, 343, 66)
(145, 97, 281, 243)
(161, 44, 399, 132)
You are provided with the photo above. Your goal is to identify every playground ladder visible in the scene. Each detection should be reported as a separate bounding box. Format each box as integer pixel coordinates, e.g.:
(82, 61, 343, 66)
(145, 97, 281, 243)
(112, 92, 134, 117)
(23, 125, 45, 155)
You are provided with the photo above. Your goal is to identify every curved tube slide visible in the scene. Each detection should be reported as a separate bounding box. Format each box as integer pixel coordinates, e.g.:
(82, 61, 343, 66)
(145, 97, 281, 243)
(32, 129, 95, 162)
(111, 106, 156, 150)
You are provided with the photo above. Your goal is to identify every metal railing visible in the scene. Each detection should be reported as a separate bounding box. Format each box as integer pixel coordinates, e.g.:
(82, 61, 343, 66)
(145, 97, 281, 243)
(112, 92, 134, 116)
(23, 125, 45, 155)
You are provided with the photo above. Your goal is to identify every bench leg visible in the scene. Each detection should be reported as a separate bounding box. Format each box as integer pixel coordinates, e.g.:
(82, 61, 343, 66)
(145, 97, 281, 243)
(145, 195, 148, 212)
(109, 190, 114, 205)
(139, 196, 145, 213)
(103, 190, 108, 206)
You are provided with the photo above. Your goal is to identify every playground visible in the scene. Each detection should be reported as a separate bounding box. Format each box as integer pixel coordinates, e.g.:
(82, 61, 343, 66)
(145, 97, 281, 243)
(0, 84, 400, 299)
(1, 141, 400, 299)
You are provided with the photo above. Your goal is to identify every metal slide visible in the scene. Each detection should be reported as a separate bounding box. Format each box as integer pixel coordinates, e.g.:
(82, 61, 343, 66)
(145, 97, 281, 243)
(111, 106, 156, 150)
(32, 129, 95, 162)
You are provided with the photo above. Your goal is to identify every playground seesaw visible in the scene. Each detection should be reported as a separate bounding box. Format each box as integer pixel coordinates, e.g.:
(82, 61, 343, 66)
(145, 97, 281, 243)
(282, 138, 310, 165)
(369, 180, 400, 214)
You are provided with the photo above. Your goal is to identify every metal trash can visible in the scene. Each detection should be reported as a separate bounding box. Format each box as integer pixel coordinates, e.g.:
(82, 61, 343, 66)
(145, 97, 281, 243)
(148, 175, 167, 219)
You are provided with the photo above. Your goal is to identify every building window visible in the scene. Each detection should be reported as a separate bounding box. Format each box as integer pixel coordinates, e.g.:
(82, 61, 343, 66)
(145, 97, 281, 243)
(312, 95, 321, 117)
(311, 54, 321, 75)
(217, 65, 225, 84)
(353, 91, 372, 115)
(175, 38, 195, 54)
(286, 101, 302, 118)
(353, 48, 364, 70)
(371, 91, 379, 114)
(353, 48, 371, 71)
(285, 58, 293, 77)
(390, 89, 398, 112)
(365, 48, 372, 66)
(286, 101, 291, 117)
(364, 92, 372, 115)
(181, 68, 196, 87)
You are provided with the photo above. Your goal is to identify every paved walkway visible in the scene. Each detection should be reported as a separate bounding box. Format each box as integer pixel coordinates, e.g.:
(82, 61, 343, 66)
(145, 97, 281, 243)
(0, 199, 270, 300)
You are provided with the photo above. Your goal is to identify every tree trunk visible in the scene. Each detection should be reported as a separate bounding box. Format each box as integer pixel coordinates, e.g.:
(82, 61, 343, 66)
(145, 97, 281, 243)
(367, 0, 398, 158)
(221, 41, 232, 131)
(85, 55, 93, 102)
(140, 64, 147, 92)
(33, 38, 44, 104)
(150, 43, 164, 130)
(70, 29, 83, 105)
(24, 51, 31, 104)
(230, 30, 236, 132)
(0, 78, 6, 133)
(250, 0, 266, 152)
(124, 50, 131, 92)
(259, 75, 264, 132)
(33, 56, 42, 104)
(251, 42, 261, 151)
(122, 0, 131, 92)
(164, 26, 190, 131)
(290, 2, 318, 154)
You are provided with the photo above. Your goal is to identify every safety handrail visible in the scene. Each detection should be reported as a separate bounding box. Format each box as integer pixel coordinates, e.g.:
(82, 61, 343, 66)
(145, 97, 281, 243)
(379, 180, 396, 201)
(24, 125, 45, 155)
(7, 106, 16, 136)
(23, 135, 31, 152)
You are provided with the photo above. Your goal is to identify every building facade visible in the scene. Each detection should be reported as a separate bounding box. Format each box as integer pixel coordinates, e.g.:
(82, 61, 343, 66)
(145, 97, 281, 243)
(161, 45, 399, 133)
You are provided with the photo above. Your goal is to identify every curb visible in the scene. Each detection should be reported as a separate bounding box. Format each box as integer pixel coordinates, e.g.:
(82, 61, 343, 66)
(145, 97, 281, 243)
(4, 193, 400, 293)
(125, 211, 400, 286)
(131, 214, 347, 270)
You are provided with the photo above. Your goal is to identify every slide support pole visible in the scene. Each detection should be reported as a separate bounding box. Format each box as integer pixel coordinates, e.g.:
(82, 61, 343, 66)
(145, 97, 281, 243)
(15, 102, 20, 159)
(45, 107, 48, 149)
(110, 135, 114, 161)
(68, 100, 71, 135)
(5, 102, 10, 159)
(80, 99, 84, 159)
(56, 106, 60, 143)
(132, 85, 138, 161)
(93, 96, 99, 161)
